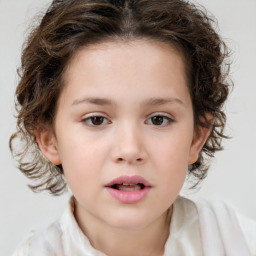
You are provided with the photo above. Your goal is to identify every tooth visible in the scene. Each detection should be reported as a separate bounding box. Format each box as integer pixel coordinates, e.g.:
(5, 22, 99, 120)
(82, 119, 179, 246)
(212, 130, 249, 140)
(116, 184, 141, 191)
(119, 184, 141, 191)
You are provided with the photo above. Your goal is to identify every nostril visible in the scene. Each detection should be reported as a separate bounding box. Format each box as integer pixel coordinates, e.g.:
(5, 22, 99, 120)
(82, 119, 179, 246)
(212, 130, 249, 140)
(113, 155, 145, 164)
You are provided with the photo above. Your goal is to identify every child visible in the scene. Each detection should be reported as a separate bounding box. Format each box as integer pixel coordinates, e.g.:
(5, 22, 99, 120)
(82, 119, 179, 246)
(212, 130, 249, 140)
(10, 0, 256, 255)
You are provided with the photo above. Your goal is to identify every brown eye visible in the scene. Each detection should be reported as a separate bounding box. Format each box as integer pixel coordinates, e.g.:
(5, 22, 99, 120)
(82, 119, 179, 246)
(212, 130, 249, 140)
(146, 115, 173, 126)
(90, 116, 105, 125)
(82, 116, 109, 126)
(151, 116, 164, 125)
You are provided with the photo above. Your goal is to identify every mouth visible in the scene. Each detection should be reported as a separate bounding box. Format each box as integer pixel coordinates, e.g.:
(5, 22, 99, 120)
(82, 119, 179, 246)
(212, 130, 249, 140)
(105, 175, 152, 204)
(105, 175, 151, 190)
(110, 183, 146, 191)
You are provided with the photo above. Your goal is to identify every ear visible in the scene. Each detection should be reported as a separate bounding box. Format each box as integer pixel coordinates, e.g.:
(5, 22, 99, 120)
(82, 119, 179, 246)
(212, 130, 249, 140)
(35, 127, 61, 165)
(188, 116, 212, 164)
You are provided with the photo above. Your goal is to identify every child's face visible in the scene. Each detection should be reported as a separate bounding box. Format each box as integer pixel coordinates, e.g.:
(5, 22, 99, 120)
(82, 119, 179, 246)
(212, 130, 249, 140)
(38, 40, 208, 230)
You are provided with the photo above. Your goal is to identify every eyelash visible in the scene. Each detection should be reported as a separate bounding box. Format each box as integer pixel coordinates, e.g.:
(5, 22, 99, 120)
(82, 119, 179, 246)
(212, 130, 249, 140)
(145, 114, 174, 127)
(81, 115, 111, 126)
(81, 113, 174, 127)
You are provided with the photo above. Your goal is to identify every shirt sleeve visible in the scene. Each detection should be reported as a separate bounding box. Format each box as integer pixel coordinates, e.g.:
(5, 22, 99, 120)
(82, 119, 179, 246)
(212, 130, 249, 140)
(12, 230, 35, 256)
(237, 213, 256, 256)
(12, 222, 65, 256)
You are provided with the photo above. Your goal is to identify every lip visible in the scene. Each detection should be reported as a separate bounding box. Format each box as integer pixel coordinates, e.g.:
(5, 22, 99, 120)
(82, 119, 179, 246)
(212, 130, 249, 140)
(105, 175, 152, 187)
(105, 175, 152, 204)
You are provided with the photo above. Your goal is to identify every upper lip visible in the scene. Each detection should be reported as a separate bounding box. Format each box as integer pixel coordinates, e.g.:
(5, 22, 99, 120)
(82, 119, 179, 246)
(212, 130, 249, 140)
(105, 175, 152, 187)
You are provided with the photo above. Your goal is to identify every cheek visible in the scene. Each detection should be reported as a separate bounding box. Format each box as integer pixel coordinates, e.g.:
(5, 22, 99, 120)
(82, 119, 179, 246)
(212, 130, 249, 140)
(155, 150, 188, 202)
(151, 131, 193, 167)
(57, 135, 108, 184)
(149, 130, 192, 189)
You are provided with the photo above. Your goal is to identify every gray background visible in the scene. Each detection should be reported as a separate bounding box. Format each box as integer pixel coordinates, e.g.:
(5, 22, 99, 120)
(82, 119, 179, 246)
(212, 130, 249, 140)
(1, 0, 255, 255)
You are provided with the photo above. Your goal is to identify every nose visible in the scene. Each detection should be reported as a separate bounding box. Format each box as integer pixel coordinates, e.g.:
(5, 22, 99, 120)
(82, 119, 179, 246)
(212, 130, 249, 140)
(111, 123, 147, 165)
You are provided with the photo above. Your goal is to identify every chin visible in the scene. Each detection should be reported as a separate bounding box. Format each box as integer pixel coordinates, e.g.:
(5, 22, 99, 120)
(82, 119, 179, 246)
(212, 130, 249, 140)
(104, 207, 159, 231)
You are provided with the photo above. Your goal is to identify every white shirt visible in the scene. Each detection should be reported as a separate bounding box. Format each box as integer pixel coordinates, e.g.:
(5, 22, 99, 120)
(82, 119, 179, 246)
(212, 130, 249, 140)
(13, 196, 256, 256)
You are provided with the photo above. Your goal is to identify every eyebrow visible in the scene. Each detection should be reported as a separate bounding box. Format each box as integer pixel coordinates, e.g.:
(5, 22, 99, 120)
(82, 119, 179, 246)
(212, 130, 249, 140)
(72, 97, 185, 107)
(143, 97, 185, 107)
(72, 97, 113, 106)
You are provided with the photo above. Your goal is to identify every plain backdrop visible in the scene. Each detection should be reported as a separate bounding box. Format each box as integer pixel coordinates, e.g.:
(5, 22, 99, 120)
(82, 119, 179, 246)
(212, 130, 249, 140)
(1, 0, 255, 255)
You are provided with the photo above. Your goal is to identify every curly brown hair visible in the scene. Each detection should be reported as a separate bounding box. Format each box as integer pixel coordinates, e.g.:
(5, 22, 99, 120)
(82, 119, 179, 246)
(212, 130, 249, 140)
(10, 0, 231, 195)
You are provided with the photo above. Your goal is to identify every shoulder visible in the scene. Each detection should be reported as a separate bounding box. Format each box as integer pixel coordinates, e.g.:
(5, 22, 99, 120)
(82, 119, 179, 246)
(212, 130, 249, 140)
(237, 212, 256, 255)
(12, 221, 65, 256)
(12, 197, 77, 256)
(12, 229, 34, 256)
(13, 196, 105, 256)
(180, 196, 256, 256)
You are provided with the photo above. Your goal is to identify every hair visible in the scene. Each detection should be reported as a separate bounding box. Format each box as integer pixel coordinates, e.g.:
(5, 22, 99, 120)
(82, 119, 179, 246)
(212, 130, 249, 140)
(10, 0, 231, 195)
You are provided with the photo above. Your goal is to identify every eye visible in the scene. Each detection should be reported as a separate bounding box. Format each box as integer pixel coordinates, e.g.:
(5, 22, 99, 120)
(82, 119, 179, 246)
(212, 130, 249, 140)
(146, 115, 173, 126)
(82, 116, 110, 126)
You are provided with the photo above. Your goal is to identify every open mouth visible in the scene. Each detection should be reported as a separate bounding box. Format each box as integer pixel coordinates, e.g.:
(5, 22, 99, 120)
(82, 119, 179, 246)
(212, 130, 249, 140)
(105, 176, 151, 203)
(111, 183, 146, 191)
(105, 175, 151, 191)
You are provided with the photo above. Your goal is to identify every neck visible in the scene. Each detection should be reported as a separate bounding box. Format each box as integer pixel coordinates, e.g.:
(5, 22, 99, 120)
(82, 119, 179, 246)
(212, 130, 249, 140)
(74, 202, 172, 256)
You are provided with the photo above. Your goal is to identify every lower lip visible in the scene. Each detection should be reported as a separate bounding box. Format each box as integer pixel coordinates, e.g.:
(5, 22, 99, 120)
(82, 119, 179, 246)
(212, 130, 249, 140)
(106, 187, 151, 204)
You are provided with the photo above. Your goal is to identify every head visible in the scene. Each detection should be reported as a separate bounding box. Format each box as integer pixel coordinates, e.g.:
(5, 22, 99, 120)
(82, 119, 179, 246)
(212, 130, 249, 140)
(10, 0, 231, 196)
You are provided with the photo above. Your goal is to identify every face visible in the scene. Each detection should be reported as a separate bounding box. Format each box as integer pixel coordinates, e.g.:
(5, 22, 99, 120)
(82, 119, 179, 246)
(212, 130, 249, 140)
(38, 40, 208, 231)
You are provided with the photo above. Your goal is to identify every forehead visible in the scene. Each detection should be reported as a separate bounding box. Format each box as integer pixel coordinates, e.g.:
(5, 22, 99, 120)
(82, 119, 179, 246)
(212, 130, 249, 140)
(65, 39, 187, 78)
(60, 39, 191, 108)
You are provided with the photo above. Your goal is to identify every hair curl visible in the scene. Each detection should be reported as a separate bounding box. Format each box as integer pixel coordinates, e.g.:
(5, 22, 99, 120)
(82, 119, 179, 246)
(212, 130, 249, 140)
(10, 0, 232, 195)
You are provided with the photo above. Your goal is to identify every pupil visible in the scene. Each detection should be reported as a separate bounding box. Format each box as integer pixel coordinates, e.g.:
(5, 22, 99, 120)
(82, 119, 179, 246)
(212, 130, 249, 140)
(152, 116, 163, 125)
(92, 116, 103, 125)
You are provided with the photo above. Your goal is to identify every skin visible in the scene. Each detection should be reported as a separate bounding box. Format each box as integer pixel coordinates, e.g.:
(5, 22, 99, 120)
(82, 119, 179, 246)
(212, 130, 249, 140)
(37, 40, 210, 256)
